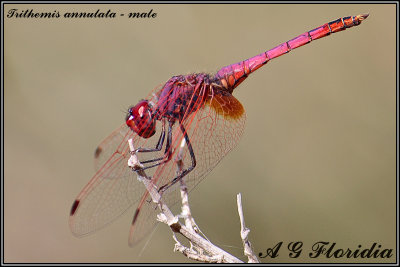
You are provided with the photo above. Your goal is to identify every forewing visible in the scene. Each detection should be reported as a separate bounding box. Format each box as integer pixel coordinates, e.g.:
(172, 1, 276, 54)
(69, 124, 145, 236)
(94, 124, 131, 172)
(70, 72, 177, 239)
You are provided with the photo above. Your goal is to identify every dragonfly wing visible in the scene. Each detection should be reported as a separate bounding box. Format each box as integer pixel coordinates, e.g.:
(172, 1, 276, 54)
(94, 124, 130, 172)
(128, 190, 159, 247)
(181, 88, 246, 191)
(69, 125, 146, 236)
(153, 86, 246, 195)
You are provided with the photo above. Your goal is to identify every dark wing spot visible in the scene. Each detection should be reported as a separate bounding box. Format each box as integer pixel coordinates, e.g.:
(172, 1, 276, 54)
(70, 200, 80, 216)
(132, 208, 140, 225)
(94, 146, 102, 159)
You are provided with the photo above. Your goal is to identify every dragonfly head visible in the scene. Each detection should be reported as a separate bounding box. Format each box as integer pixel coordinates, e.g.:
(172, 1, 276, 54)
(126, 100, 156, 138)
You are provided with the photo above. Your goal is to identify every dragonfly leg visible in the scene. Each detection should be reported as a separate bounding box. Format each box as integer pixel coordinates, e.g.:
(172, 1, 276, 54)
(135, 120, 166, 154)
(158, 123, 196, 194)
(140, 120, 174, 170)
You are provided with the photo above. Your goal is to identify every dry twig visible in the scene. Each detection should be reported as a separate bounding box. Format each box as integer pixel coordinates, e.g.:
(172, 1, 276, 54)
(128, 138, 257, 263)
(237, 193, 260, 263)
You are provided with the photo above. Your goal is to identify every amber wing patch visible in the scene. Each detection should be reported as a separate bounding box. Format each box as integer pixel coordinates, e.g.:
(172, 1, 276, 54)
(205, 89, 244, 120)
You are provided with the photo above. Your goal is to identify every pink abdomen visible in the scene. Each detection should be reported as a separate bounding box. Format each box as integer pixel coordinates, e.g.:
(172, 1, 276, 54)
(215, 14, 369, 93)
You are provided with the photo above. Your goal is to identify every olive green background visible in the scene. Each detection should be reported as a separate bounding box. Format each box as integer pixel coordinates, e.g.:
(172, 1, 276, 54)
(4, 3, 396, 263)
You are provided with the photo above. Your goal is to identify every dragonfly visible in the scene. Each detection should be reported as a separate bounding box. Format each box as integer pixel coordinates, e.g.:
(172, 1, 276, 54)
(70, 14, 369, 246)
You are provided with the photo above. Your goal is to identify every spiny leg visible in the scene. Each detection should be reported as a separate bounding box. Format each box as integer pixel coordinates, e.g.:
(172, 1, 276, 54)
(140, 120, 174, 170)
(158, 123, 196, 193)
(135, 119, 166, 155)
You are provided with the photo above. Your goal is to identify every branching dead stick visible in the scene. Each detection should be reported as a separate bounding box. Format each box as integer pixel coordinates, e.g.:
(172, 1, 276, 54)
(237, 193, 260, 263)
(127, 138, 243, 263)
(176, 139, 198, 233)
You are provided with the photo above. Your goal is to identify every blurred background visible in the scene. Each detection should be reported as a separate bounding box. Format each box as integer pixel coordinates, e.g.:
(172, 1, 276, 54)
(4, 3, 396, 263)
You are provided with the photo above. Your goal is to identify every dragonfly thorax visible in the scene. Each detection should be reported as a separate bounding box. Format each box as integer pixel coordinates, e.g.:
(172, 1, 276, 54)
(154, 74, 214, 122)
(126, 100, 156, 138)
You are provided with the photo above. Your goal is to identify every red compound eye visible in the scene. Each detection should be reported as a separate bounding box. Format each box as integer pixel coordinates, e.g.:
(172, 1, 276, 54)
(126, 100, 156, 138)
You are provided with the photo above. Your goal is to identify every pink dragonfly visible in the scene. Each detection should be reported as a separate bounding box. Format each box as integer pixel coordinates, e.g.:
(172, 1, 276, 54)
(70, 14, 368, 246)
